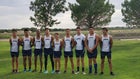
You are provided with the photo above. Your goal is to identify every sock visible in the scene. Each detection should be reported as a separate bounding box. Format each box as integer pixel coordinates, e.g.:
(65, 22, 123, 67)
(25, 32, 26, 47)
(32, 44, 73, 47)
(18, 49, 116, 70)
(29, 67, 31, 70)
(94, 64, 97, 73)
(24, 68, 26, 70)
(77, 67, 79, 71)
(82, 67, 84, 72)
(89, 65, 92, 73)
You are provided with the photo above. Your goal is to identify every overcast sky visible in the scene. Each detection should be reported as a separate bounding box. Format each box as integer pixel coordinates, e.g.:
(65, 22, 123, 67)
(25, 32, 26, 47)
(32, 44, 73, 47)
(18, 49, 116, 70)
(0, 0, 125, 29)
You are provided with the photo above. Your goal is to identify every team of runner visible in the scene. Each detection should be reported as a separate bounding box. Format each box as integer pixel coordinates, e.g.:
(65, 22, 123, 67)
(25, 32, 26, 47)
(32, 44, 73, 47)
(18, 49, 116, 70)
(9, 27, 114, 75)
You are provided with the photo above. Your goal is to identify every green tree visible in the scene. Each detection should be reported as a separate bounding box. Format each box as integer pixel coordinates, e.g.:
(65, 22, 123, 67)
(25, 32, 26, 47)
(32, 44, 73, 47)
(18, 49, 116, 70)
(30, 0, 68, 28)
(69, 0, 115, 28)
(122, 0, 140, 28)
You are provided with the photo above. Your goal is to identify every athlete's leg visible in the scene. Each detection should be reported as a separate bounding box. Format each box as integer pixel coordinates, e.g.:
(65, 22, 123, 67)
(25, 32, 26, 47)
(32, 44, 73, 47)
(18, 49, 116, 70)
(28, 56, 32, 70)
(39, 55, 43, 72)
(70, 57, 74, 72)
(93, 58, 97, 74)
(88, 58, 92, 73)
(44, 55, 48, 70)
(50, 54, 54, 71)
(15, 57, 18, 72)
(12, 57, 15, 72)
(64, 56, 68, 72)
(23, 56, 27, 71)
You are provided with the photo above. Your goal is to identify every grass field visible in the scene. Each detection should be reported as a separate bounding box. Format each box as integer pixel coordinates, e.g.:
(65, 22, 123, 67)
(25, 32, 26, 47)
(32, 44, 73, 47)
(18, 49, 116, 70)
(0, 40, 140, 79)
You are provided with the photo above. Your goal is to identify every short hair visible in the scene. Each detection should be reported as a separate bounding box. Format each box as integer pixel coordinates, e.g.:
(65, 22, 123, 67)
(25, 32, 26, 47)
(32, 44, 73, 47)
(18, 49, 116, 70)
(24, 28, 29, 32)
(45, 28, 49, 31)
(12, 29, 17, 32)
(55, 33, 59, 35)
(76, 27, 81, 29)
(102, 27, 108, 31)
(89, 27, 94, 29)
(36, 29, 40, 32)
(66, 28, 70, 31)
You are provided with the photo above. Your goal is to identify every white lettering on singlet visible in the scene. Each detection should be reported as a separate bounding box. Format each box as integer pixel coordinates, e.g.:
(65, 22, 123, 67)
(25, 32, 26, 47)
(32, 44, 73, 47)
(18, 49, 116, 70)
(87, 33, 96, 49)
(44, 35, 51, 48)
(23, 36, 31, 50)
(35, 36, 42, 49)
(101, 35, 110, 52)
(64, 36, 72, 52)
(54, 39, 61, 51)
(11, 37, 19, 52)
(74, 33, 85, 50)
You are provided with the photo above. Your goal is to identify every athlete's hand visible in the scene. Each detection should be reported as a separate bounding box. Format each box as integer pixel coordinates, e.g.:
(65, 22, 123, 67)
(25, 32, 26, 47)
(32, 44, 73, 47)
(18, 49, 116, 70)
(88, 48, 92, 53)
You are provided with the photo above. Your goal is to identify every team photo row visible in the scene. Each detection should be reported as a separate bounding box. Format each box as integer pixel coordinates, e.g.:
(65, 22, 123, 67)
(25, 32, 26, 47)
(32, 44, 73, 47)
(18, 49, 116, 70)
(9, 27, 114, 76)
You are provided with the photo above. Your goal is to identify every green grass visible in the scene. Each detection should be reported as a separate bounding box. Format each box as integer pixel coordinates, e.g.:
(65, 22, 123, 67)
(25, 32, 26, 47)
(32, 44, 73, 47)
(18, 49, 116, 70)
(0, 40, 140, 79)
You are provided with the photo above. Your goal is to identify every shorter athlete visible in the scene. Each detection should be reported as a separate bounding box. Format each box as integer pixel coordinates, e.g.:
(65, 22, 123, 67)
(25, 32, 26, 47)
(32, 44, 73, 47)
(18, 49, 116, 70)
(9, 29, 20, 73)
(100, 27, 114, 76)
(53, 33, 63, 74)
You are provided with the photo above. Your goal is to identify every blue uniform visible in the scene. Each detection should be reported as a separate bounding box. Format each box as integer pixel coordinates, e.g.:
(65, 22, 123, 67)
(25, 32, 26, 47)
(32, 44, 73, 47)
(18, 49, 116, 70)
(53, 39, 62, 58)
(10, 37, 19, 57)
(74, 34, 85, 57)
(22, 36, 32, 56)
(64, 36, 73, 57)
(34, 36, 42, 56)
(44, 35, 53, 56)
(101, 35, 111, 59)
(87, 33, 98, 58)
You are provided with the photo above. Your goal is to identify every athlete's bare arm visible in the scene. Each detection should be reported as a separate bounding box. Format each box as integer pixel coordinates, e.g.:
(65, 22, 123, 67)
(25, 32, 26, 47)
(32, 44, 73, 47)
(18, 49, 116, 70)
(91, 35, 99, 52)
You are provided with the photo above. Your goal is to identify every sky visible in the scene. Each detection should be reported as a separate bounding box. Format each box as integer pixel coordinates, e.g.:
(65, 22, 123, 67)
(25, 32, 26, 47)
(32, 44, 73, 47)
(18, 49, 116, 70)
(0, 0, 125, 29)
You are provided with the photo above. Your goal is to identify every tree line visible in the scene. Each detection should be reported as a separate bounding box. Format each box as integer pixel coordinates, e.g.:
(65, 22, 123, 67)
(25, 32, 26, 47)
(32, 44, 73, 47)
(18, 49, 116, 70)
(29, 0, 140, 29)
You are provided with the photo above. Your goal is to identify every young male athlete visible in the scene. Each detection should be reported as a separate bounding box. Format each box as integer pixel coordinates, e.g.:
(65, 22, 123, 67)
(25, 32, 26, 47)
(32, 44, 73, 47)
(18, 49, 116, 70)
(9, 29, 20, 73)
(85, 27, 99, 74)
(74, 27, 86, 74)
(32, 29, 43, 73)
(43, 28, 54, 74)
(21, 29, 33, 72)
(63, 29, 75, 74)
(100, 27, 114, 76)
(53, 33, 63, 74)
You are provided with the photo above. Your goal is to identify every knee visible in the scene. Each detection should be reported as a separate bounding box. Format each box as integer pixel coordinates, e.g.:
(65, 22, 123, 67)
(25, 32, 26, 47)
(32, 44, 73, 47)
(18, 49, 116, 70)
(101, 60, 104, 64)
(77, 59, 80, 62)
(93, 59, 97, 63)
(108, 60, 112, 64)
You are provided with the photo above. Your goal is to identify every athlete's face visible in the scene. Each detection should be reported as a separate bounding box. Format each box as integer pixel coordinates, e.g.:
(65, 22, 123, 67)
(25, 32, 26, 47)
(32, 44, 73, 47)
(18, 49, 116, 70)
(24, 31, 29, 37)
(102, 29, 107, 35)
(55, 34, 59, 39)
(89, 28, 94, 34)
(12, 31, 17, 37)
(36, 30, 40, 36)
(76, 29, 81, 35)
(45, 29, 50, 35)
(66, 29, 70, 35)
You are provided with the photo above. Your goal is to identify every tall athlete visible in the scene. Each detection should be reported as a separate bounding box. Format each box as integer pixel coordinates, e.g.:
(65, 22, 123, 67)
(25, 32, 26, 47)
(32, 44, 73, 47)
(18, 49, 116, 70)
(32, 29, 43, 72)
(63, 29, 75, 74)
(74, 27, 86, 74)
(43, 28, 54, 74)
(100, 28, 114, 76)
(85, 27, 99, 74)
(9, 29, 20, 73)
(53, 33, 63, 74)
(21, 29, 33, 72)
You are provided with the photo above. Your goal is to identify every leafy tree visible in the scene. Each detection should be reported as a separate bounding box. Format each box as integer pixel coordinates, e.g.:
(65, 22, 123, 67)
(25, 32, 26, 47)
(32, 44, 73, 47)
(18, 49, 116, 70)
(69, 0, 115, 28)
(122, 0, 140, 28)
(30, 0, 68, 28)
